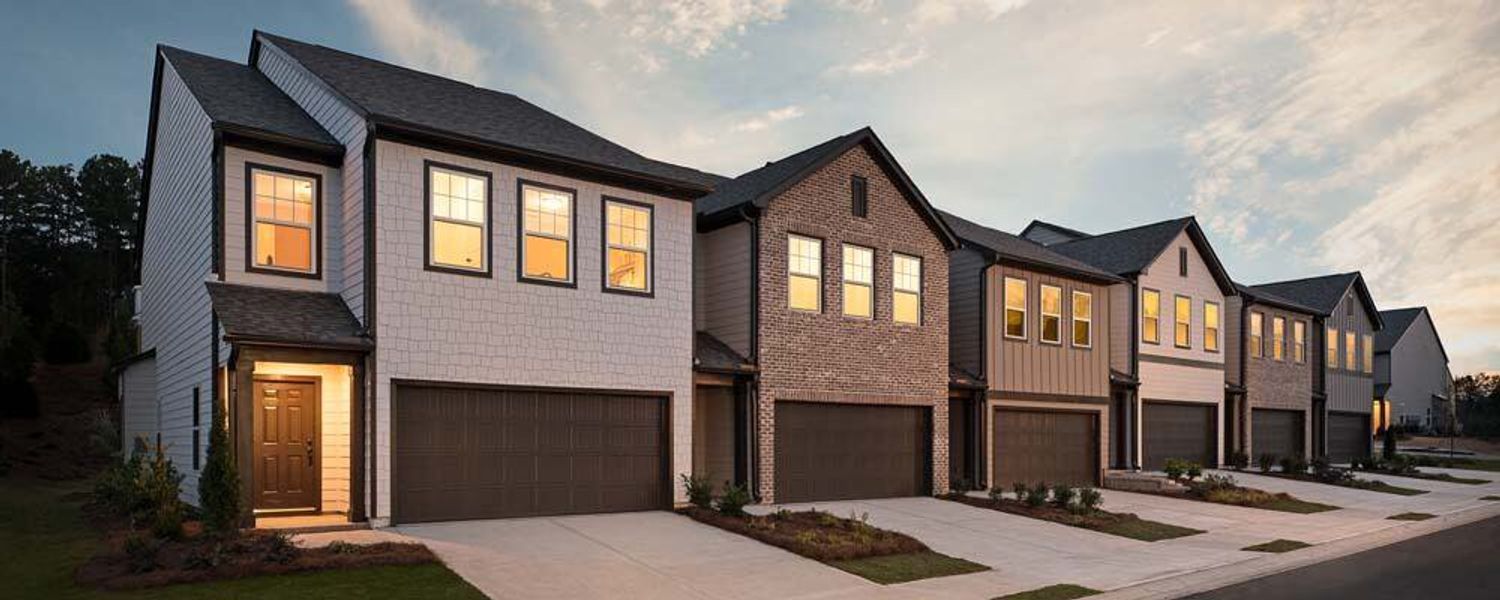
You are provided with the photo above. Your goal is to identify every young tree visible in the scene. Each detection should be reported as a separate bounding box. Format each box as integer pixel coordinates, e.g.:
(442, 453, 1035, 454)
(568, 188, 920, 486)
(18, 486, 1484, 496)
(198, 396, 241, 535)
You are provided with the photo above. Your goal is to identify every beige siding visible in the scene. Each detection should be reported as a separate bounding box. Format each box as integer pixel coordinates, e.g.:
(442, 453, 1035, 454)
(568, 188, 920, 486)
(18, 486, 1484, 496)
(1109, 282, 1131, 372)
(694, 222, 752, 357)
(986, 264, 1111, 399)
(221, 147, 344, 292)
(1136, 229, 1227, 367)
(692, 386, 737, 490)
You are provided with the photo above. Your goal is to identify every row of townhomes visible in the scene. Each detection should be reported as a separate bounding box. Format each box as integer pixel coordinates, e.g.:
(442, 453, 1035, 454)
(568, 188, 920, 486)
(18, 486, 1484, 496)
(117, 33, 1452, 528)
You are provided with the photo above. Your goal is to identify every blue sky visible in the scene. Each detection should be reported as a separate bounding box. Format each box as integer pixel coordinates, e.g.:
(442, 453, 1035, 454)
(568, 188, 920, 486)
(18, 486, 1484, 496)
(2, 1, 1496, 373)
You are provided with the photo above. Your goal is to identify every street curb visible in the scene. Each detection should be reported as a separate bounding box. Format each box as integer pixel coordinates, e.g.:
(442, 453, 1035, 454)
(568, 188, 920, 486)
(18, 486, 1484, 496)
(1092, 501, 1500, 600)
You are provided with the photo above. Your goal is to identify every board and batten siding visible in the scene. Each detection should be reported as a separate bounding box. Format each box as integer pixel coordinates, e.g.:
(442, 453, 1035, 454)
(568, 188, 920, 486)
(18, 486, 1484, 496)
(1385, 312, 1449, 424)
(370, 140, 696, 525)
(693, 222, 752, 358)
(254, 38, 366, 323)
(140, 59, 215, 503)
(984, 264, 1112, 399)
(947, 247, 987, 378)
(221, 147, 344, 292)
(1224, 296, 1244, 386)
(1325, 289, 1376, 414)
(118, 357, 159, 456)
(1109, 282, 1131, 373)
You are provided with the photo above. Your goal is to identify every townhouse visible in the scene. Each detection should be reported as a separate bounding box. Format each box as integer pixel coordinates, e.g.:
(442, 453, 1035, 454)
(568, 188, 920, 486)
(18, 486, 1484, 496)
(1375, 307, 1453, 432)
(1224, 284, 1324, 461)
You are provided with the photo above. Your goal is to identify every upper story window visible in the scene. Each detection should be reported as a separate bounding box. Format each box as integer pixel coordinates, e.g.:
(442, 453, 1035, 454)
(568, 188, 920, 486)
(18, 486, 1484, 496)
(250, 166, 318, 275)
(893, 253, 922, 325)
(1345, 330, 1357, 370)
(1363, 333, 1374, 373)
(1204, 301, 1220, 352)
(520, 181, 575, 284)
(1271, 316, 1286, 361)
(1141, 288, 1160, 344)
(426, 163, 489, 275)
(842, 244, 873, 318)
(1293, 321, 1307, 364)
(1072, 290, 1093, 348)
(788, 234, 822, 312)
(604, 199, 651, 293)
(851, 175, 869, 218)
(1178, 247, 1188, 277)
(1004, 277, 1027, 340)
(1039, 284, 1063, 344)
(1249, 311, 1264, 358)
(1327, 326, 1339, 367)
(1174, 295, 1192, 349)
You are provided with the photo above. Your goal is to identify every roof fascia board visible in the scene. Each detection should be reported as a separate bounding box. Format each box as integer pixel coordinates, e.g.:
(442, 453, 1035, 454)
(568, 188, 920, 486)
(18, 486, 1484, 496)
(217, 125, 344, 165)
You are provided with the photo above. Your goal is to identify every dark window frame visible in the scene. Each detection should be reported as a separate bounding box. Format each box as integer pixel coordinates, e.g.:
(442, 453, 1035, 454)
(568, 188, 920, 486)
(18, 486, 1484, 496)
(600, 196, 655, 298)
(851, 175, 869, 218)
(1141, 287, 1162, 345)
(516, 178, 579, 288)
(192, 386, 201, 470)
(244, 162, 324, 280)
(423, 160, 495, 278)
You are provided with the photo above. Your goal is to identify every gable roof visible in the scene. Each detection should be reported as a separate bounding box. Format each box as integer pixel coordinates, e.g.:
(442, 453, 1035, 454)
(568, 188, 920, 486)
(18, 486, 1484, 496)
(1375, 307, 1446, 361)
(158, 45, 341, 152)
(206, 282, 370, 350)
(251, 32, 724, 195)
(937, 210, 1122, 284)
(695, 127, 959, 249)
(1235, 282, 1324, 316)
(1019, 220, 1091, 245)
(1046, 217, 1237, 294)
(694, 331, 754, 374)
(1251, 272, 1384, 330)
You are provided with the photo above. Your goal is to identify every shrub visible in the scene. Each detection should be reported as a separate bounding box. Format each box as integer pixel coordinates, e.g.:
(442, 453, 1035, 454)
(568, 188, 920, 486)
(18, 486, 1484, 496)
(264, 531, 299, 564)
(1163, 458, 1186, 480)
(716, 482, 752, 516)
(200, 408, 242, 535)
(1185, 462, 1203, 481)
(1051, 484, 1076, 508)
(41, 320, 90, 364)
(185, 541, 228, 570)
(124, 534, 161, 574)
(1227, 451, 1249, 470)
(988, 486, 1005, 501)
(1077, 487, 1103, 512)
(94, 438, 150, 518)
(1193, 473, 1239, 495)
(681, 474, 715, 509)
(326, 540, 360, 555)
(1257, 453, 1279, 474)
(95, 439, 185, 538)
(952, 478, 974, 492)
(140, 443, 186, 539)
(1013, 482, 1029, 502)
(1025, 482, 1050, 507)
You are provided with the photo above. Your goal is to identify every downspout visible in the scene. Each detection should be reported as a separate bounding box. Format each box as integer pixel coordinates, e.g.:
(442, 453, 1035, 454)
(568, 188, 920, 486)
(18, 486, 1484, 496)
(976, 259, 990, 488)
(1238, 299, 1249, 455)
(362, 126, 379, 521)
(212, 132, 225, 280)
(744, 206, 761, 501)
(1129, 280, 1140, 470)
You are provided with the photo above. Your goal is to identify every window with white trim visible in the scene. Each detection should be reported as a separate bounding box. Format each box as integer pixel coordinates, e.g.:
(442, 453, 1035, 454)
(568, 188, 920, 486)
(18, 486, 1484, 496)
(842, 244, 873, 318)
(427, 165, 488, 272)
(1072, 290, 1093, 347)
(520, 182, 574, 282)
(1204, 301, 1220, 352)
(893, 253, 922, 324)
(1040, 284, 1063, 344)
(1141, 289, 1160, 344)
(1250, 312, 1264, 358)
(1174, 295, 1192, 349)
(251, 168, 316, 273)
(1272, 316, 1286, 361)
(788, 235, 822, 311)
(1293, 321, 1307, 363)
(1004, 277, 1027, 339)
(604, 199, 651, 292)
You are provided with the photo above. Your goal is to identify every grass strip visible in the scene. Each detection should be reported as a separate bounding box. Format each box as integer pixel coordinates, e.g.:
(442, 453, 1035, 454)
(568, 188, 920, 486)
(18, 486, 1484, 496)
(940, 494, 1204, 542)
(1387, 512, 1437, 521)
(1241, 539, 1312, 553)
(993, 583, 1102, 600)
(828, 550, 989, 585)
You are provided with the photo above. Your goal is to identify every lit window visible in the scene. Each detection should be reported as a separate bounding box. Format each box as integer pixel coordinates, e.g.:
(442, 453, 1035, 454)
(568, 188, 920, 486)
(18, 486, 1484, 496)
(1204, 301, 1220, 352)
(1272, 316, 1286, 361)
(893, 253, 922, 325)
(1040, 284, 1062, 344)
(1293, 321, 1306, 363)
(1249, 312, 1264, 358)
(1174, 295, 1192, 349)
(1141, 289, 1160, 344)
(427, 165, 488, 273)
(520, 183, 573, 282)
(1004, 277, 1027, 339)
(842, 244, 873, 318)
(251, 168, 317, 273)
(1363, 333, 1374, 373)
(1072, 290, 1092, 347)
(604, 200, 651, 292)
(1345, 330, 1357, 370)
(1327, 326, 1339, 367)
(788, 235, 822, 311)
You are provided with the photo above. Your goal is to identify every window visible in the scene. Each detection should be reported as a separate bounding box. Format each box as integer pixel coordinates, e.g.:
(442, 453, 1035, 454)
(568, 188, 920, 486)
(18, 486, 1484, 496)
(1363, 333, 1374, 373)
(1345, 330, 1357, 370)
(191, 387, 201, 470)
(1040, 284, 1063, 343)
(842, 244, 873, 318)
(604, 199, 651, 293)
(1272, 316, 1286, 361)
(426, 164, 489, 273)
(1293, 321, 1307, 363)
(788, 234, 822, 311)
(1072, 290, 1093, 347)
(1327, 326, 1339, 367)
(1179, 247, 1188, 277)
(250, 166, 318, 274)
(1204, 301, 1220, 352)
(1249, 312, 1264, 358)
(893, 253, 922, 324)
(1004, 277, 1027, 339)
(520, 181, 574, 283)
(1174, 295, 1192, 348)
(851, 175, 868, 218)
(1141, 289, 1160, 344)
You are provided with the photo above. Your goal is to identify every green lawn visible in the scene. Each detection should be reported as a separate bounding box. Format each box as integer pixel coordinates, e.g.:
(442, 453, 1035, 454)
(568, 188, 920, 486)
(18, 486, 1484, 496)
(1387, 512, 1437, 521)
(1241, 539, 1312, 553)
(1257, 496, 1340, 514)
(1403, 455, 1500, 473)
(0, 478, 484, 600)
(992, 583, 1102, 600)
(1481, 495, 1500, 501)
(1094, 518, 1204, 542)
(1359, 481, 1430, 496)
(827, 550, 990, 585)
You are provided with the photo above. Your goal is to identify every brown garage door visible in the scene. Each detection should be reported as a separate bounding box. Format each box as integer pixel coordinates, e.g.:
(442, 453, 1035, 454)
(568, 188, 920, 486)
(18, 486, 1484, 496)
(993, 408, 1099, 487)
(1143, 401, 1215, 470)
(1327, 412, 1371, 464)
(394, 383, 667, 524)
(1252, 409, 1304, 460)
(775, 402, 929, 503)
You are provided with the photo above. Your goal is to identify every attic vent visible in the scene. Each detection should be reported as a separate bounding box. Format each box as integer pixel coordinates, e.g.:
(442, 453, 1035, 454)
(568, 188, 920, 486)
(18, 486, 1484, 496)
(851, 175, 868, 218)
(1179, 247, 1188, 277)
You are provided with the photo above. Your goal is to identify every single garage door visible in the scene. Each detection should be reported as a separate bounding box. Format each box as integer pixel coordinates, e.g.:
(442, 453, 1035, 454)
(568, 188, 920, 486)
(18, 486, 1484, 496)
(775, 402, 929, 503)
(1252, 409, 1305, 460)
(1143, 401, 1215, 470)
(1327, 412, 1371, 464)
(394, 384, 667, 524)
(993, 408, 1099, 487)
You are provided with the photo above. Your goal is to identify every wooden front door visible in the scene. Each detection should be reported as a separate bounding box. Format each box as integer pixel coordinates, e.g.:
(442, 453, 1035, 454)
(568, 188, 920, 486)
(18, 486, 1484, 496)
(253, 378, 320, 511)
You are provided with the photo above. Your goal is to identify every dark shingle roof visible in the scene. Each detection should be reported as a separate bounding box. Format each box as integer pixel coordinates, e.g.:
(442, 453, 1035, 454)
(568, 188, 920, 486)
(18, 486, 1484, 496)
(1235, 282, 1323, 316)
(1375, 307, 1428, 353)
(1251, 272, 1383, 329)
(695, 332, 753, 373)
(1046, 217, 1194, 276)
(950, 365, 985, 389)
(937, 210, 1121, 283)
(206, 282, 370, 349)
(1019, 220, 1091, 245)
(255, 32, 723, 190)
(159, 46, 339, 149)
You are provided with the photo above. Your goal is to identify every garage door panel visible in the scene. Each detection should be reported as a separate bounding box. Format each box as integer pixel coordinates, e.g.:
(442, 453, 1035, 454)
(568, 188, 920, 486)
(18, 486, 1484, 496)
(1252, 409, 1304, 460)
(1143, 402, 1214, 470)
(1327, 413, 1370, 464)
(993, 409, 1099, 487)
(775, 402, 929, 503)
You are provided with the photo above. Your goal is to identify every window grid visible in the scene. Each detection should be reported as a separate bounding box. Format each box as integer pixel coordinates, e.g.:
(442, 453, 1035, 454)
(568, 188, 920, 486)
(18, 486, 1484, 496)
(1004, 277, 1028, 340)
(428, 166, 488, 272)
(1250, 312, 1264, 358)
(1363, 333, 1374, 373)
(251, 169, 316, 273)
(1072, 290, 1092, 348)
(521, 183, 574, 282)
(1293, 321, 1307, 363)
(1040, 284, 1063, 344)
(842, 244, 873, 318)
(1174, 295, 1192, 349)
(1345, 330, 1357, 370)
(892, 253, 921, 324)
(1327, 326, 1339, 367)
(1141, 289, 1160, 344)
(605, 200, 651, 292)
(1204, 301, 1220, 352)
(1272, 316, 1286, 361)
(788, 235, 822, 312)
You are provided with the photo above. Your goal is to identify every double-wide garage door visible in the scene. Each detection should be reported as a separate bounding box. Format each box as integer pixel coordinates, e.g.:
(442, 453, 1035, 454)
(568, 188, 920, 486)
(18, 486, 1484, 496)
(1327, 412, 1372, 464)
(1143, 401, 1215, 470)
(993, 408, 1099, 487)
(775, 402, 929, 503)
(1252, 409, 1304, 460)
(394, 383, 667, 524)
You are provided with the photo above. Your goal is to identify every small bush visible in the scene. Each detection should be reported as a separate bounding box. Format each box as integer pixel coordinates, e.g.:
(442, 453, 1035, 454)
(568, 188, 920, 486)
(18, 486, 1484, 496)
(1193, 473, 1239, 495)
(1258, 453, 1279, 474)
(1227, 451, 1249, 470)
(1279, 456, 1308, 475)
(952, 478, 974, 492)
(1025, 482, 1050, 508)
(988, 486, 1004, 501)
(326, 540, 361, 555)
(123, 535, 161, 574)
(1050, 484, 1076, 508)
(264, 531, 300, 564)
(717, 482, 752, 516)
(1077, 487, 1103, 512)
(200, 408, 242, 535)
(1013, 482, 1029, 501)
(1163, 458, 1186, 480)
(184, 541, 228, 570)
(681, 474, 715, 509)
(1185, 462, 1203, 481)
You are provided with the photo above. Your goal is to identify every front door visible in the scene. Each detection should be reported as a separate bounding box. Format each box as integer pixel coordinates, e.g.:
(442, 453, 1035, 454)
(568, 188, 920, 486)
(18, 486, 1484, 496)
(253, 378, 320, 511)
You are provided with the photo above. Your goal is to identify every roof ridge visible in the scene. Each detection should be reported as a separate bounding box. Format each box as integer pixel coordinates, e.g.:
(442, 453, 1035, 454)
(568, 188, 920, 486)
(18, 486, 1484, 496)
(1050, 215, 1192, 247)
(257, 31, 505, 97)
(1252, 271, 1360, 287)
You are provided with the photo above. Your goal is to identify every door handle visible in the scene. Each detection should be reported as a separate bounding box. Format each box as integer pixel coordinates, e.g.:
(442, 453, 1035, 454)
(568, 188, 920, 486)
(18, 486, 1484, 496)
(306, 438, 315, 462)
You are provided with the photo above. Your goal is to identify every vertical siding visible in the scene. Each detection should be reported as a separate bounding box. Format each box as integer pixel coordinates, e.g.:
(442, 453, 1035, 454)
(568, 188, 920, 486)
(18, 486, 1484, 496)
(1386, 312, 1451, 425)
(989, 264, 1111, 398)
(221, 147, 343, 292)
(693, 222, 753, 357)
(139, 61, 215, 503)
(118, 357, 158, 457)
(1108, 282, 1131, 372)
(1224, 296, 1243, 385)
(255, 40, 366, 322)
(1325, 290, 1376, 413)
(947, 247, 986, 378)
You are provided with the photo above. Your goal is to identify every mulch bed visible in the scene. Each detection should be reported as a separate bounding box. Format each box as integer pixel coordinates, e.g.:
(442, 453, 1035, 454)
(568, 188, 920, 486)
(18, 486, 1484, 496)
(1355, 468, 1490, 485)
(76, 528, 437, 591)
(679, 507, 925, 561)
(939, 494, 1202, 541)
(1257, 471, 1428, 496)
(1130, 480, 1339, 514)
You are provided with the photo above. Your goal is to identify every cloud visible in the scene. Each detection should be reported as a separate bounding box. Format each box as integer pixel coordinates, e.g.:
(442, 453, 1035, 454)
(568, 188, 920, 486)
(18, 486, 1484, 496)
(831, 43, 929, 76)
(730, 105, 807, 132)
(615, 0, 790, 57)
(346, 0, 485, 82)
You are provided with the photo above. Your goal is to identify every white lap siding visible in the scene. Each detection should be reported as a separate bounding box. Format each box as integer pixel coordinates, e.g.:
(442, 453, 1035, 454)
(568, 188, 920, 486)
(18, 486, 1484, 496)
(221, 147, 343, 292)
(118, 357, 158, 456)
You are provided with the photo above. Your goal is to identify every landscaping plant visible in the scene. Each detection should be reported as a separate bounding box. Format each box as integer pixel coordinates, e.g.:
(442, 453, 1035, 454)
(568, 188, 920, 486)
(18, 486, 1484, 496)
(1026, 482, 1050, 507)
(1227, 451, 1249, 471)
(1163, 458, 1185, 480)
(1013, 482, 1029, 501)
(1050, 484, 1076, 508)
(1257, 453, 1278, 474)
(1185, 462, 1203, 481)
(1077, 487, 1103, 513)
(199, 404, 242, 535)
(681, 473, 714, 509)
(717, 482, 752, 516)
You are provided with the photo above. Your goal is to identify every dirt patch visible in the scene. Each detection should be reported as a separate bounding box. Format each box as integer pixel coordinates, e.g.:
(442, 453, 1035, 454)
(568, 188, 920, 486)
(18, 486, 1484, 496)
(679, 507, 926, 562)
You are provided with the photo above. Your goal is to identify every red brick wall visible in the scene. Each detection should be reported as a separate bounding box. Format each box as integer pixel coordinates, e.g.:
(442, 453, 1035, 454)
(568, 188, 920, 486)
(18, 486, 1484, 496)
(755, 142, 950, 501)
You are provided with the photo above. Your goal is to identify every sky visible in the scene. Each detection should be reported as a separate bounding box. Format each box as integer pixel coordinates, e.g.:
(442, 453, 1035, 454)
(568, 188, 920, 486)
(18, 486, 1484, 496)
(1, 0, 1496, 374)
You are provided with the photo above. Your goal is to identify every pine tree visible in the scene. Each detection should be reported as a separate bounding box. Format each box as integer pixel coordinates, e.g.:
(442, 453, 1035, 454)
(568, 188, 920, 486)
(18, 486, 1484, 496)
(199, 396, 241, 535)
